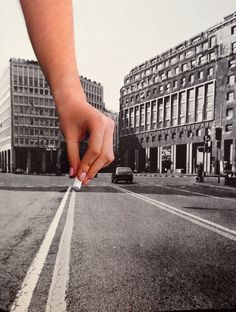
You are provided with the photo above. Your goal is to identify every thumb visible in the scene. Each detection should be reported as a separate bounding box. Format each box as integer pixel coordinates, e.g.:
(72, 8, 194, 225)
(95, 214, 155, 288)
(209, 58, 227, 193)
(66, 140, 80, 178)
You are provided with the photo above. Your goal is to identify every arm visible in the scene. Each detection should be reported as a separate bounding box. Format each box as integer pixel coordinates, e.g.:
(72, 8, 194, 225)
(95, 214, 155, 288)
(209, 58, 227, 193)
(20, 0, 114, 185)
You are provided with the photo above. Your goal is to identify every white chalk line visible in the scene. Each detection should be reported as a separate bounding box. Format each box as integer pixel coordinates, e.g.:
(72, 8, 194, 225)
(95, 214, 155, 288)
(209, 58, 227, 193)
(10, 187, 71, 312)
(112, 185, 236, 241)
(46, 190, 75, 312)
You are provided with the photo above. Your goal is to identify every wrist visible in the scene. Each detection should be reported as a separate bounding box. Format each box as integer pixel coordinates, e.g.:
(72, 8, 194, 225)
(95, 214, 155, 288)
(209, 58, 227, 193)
(52, 76, 86, 108)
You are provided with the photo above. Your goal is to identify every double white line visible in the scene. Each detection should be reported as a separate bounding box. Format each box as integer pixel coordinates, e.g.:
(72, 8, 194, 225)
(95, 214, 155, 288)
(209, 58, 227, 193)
(10, 187, 76, 312)
(112, 185, 236, 242)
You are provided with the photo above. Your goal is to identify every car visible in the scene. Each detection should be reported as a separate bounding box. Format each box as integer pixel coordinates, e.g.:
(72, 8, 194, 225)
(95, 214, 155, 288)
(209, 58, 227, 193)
(14, 168, 25, 174)
(111, 167, 133, 184)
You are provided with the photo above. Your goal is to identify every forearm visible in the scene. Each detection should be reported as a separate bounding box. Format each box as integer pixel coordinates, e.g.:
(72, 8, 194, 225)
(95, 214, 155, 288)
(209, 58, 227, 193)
(20, 0, 80, 93)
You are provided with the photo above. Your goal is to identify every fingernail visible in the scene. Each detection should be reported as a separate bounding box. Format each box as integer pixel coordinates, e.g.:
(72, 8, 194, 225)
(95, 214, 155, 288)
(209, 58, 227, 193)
(79, 171, 86, 182)
(69, 167, 74, 178)
(84, 179, 91, 187)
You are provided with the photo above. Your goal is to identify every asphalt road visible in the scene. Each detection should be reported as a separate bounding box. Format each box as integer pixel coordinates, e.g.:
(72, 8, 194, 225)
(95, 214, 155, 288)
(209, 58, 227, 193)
(0, 173, 236, 312)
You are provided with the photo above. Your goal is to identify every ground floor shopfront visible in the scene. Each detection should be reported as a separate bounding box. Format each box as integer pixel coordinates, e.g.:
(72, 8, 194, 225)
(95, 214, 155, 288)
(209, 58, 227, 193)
(0, 147, 60, 174)
(120, 138, 236, 175)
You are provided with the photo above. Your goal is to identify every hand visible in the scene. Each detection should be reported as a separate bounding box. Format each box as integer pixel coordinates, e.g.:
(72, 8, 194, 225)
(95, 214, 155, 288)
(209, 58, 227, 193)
(54, 78, 115, 186)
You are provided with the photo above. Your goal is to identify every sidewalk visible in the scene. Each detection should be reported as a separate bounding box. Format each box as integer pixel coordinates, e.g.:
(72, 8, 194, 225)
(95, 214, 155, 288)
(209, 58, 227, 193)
(193, 175, 236, 193)
(133, 172, 236, 193)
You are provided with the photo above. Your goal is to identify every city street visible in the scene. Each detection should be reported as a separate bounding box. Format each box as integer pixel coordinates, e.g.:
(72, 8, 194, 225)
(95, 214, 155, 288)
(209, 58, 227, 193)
(0, 173, 236, 312)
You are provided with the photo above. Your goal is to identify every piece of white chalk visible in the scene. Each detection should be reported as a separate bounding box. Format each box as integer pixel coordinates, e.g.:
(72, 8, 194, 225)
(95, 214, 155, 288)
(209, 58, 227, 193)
(72, 177, 82, 192)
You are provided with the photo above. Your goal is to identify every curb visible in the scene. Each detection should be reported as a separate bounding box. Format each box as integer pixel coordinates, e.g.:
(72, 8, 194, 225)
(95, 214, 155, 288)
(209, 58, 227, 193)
(193, 182, 236, 193)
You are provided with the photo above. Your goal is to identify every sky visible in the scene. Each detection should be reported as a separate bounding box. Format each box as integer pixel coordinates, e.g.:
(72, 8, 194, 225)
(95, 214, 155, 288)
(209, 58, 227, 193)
(0, 0, 236, 112)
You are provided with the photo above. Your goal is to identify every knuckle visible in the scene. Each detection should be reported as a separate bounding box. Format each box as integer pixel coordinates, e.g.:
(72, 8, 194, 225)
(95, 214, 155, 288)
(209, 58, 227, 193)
(90, 147, 100, 158)
(105, 153, 115, 163)
(107, 118, 115, 130)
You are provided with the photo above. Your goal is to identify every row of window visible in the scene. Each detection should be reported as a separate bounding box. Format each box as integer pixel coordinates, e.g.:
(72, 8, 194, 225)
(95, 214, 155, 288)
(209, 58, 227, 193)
(14, 137, 59, 147)
(122, 58, 236, 98)
(120, 82, 214, 135)
(122, 70, 215, 106)
(13, 86, 51, 96)
(123, 54, 218, 93)
(14, 116, 59, 127)
(81, 81, 103, 95)
(140, 128, 203, 144)
(125, 24, 236, 85)
(14, 126, 59, 137)
(14, 105, 56, 117)
(86, 92, 103, 104)
(12, 64, 43, 77)
(13, 75, 49, 88)
(13, 95, 55, 107)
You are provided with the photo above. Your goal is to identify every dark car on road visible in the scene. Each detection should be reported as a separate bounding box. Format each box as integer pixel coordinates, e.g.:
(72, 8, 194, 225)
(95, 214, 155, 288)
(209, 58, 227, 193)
(14, 168, 25, 174)
(111, 167, 133, 184)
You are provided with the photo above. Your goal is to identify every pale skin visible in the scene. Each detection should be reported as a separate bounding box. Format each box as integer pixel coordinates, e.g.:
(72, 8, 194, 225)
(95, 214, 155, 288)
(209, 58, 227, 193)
(19, 0, 115, 186)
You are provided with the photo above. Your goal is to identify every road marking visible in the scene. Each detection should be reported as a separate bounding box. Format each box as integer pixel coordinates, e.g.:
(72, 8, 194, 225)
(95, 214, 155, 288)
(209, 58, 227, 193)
(46, 190, 75, 312)
(155, 183, 236, 203)
(10, 187, 71, 312)
(112, 185, 236, 241)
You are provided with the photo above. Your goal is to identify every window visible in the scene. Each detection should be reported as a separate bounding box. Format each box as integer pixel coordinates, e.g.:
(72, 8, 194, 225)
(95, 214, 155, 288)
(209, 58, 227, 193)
(173, 80, 178, 89)
(186, 88, 195, 123)
(200, 55, 207, 65)
(196, 129, 201, 137)
(179, 92, 186, 125)
(209, 52, 216, 61)
(179, 131, 184, 138)
(209, 36, 216, 48)
(225, 124, 232, 132)
(228, 75, 235, 85)
(232, 42, 236, 53)
(198, 71, 204, 80)
(181, 77, 186, 86)
(158, 134, 162, 141)
(227, 91, 235, 101)
(186, 50, 193, 58)
(229, 59, 236, 68)
(187, 130, 193, 137)
(182, 63, 188, 72)
(175, 67, 180, 75)
(164, 97, 170, 127)
(191, 59, 196, 68)
(165, 134, 169, 140)
(231, 25, 236, 35)
(202, 42, 208, 50)
(226, 108, 233, 120)
(172, 133, 176, 139)
(160, 85, 164, 92)
(166, 83, 171, 92)
(208, 67, 213, 76)
(189, 74, 194, 83)
(167, 70, 172, 78)
(179, 53, 185, 61)
(196, 45, 201, 54)
(171, 94, 178, 126)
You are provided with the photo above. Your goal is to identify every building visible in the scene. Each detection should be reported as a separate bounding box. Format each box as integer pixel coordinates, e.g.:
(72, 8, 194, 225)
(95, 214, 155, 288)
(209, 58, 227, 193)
(0, 58, 105, 173)
(119, 12, 236, 174)
(80, 75, 105, 111)
(103, 108, 119, 157)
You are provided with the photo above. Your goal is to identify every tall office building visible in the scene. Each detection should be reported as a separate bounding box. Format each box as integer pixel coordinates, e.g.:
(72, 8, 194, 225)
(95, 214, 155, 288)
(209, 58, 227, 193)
(0, 58, 105, 173)
(119, 12, 236, 174)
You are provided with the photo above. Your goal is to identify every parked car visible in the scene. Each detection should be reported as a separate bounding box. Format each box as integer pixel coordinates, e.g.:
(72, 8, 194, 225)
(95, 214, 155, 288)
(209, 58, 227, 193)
(111, 167, 133, 184)
(14, 168, 25, 174)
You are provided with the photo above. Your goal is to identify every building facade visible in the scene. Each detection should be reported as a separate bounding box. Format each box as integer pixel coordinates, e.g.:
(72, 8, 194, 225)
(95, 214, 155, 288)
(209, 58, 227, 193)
(119, 12, 236, 174)
(103, 108, 119, 157)
(0, 58, 105, 173)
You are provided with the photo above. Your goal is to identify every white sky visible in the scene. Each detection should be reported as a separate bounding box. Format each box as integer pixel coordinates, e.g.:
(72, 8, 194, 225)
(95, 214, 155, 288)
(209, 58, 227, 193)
(0, 1, 236, 112)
